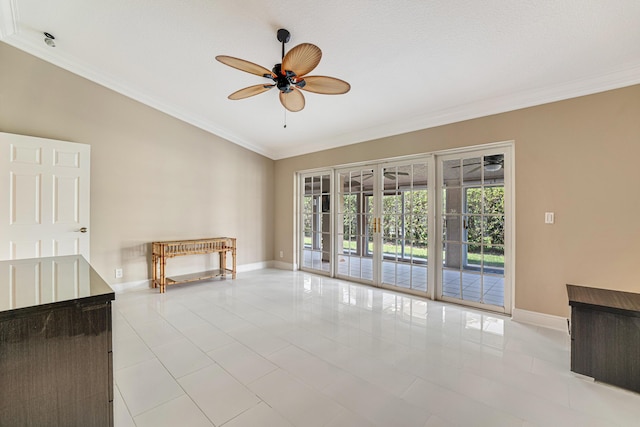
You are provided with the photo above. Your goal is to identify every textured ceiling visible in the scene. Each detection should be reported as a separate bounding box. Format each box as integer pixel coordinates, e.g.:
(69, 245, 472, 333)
(1, 0, 640, 159)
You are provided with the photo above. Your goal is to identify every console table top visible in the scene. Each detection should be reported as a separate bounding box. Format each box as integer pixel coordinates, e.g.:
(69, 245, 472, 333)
(567, 284, 640, 313)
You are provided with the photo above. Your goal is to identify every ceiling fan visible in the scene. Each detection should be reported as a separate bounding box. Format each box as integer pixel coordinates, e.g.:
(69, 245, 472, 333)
(362, 171, 410, 180)
(452, 154, 504, 173)
(215, 29, 350, 113)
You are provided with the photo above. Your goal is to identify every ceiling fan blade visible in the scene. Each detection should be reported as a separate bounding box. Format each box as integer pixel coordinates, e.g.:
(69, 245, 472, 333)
(279, 89, 305, 112)
(282, 43, 322, 77)
(300, 76, 351, 94)
(216, 55, 274, 77)
(228, 84, 274, 100)
(467, 166, 481, 174)
(451, 162, 481, 169)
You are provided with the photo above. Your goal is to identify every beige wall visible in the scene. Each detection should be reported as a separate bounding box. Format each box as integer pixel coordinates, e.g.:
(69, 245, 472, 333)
(0, 42, 274, 286)
(274, 84, 640, 318)
(3, 41, 639, 318)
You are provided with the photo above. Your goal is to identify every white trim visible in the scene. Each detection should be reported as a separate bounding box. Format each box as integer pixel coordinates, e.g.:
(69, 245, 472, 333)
(0, 0, 17, 38)
(434, 143, 514, 314)
(2, 0, 639, 161)
(270, 64, 640, 159)
(510, 144, 516, 314)
(111, 279, 151, 293)
(111, 261, 274, 293)
(511, 308, 569, 333)
(236, 261, 271, 273)
(0, 34, 270, 158)
(272, 261, 296, 271)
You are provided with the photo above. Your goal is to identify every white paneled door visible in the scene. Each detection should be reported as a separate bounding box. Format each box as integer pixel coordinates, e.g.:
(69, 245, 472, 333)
(0, 132, 90, 261)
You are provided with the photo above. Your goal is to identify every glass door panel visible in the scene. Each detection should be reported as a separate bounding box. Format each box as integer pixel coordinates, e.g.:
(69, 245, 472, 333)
(336, 168, 375, 283)
(380, 161, 429, 293)
(439, 152, 507, 310)
(300, 172, 331, 274)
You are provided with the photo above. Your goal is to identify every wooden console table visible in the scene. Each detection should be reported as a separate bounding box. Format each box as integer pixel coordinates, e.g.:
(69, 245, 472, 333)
(567, 284, 640, 393)
(152, 237, 236, 293)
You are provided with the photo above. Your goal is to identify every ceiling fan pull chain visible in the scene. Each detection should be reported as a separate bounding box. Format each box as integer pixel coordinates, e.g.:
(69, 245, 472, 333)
(284, 109, 287, 128)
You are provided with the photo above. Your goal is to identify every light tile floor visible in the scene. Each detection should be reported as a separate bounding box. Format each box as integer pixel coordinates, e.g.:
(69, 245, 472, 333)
(114, 269, 640, 426)
(307, 249, 504, 306)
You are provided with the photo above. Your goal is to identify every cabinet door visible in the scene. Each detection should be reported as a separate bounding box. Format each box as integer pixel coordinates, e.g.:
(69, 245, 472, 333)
(0, 302, 112, 425)
(571, 306, 640, 393)
(570, 306, 593, 376)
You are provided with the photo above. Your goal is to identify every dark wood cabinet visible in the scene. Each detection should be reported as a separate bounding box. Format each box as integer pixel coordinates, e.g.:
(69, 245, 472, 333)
(0, 256, 115, 426)
(567, 284, 640, 393)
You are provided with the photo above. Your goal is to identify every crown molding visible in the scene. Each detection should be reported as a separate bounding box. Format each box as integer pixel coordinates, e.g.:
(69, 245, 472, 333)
(0, 0, 17, 38)
(270, 62, 640, 159)
(2, 0, 639, 162)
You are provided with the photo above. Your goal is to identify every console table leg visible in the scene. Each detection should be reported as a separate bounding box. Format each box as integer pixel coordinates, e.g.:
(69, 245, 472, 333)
(160, 256, 166, 293)
(232, 249, 236, 279)
(221, 251, 227, 278)
(152, 255, 157, 288)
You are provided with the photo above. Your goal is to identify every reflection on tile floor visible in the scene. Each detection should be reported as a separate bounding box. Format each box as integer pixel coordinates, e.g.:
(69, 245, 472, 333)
(306, 249, 504, 307)
(114, 269, 640, 426)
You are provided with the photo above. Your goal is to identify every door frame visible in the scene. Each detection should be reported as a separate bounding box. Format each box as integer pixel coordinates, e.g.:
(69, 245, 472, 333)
(294, 141, 514, 314)
(333, 163, 380, 286)
(376, 156, 435, 297)
(298, 170, 334, 276)
(434, 141, 514, 314)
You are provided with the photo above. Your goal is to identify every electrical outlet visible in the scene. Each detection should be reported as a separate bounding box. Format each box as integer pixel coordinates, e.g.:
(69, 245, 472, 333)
(279, 250, 284, 258)
(115, 268, 123, 279)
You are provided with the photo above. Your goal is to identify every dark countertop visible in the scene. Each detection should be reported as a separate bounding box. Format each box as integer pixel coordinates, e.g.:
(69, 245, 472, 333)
(0, 255, 114, 319)
(567, 284, 640, 313)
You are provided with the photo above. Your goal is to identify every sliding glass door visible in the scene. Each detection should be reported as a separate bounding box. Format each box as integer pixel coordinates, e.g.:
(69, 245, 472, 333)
(379, 160, 431, 294)
(297, 144, 512, 313)
(438, 149, 511, 313)
(335, 166, 376, 284)
(332, 159, 432, 295)
(300, 172, 331, 274)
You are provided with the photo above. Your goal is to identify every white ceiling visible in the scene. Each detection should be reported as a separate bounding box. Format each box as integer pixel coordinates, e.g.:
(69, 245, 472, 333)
(1, 1, 640, 160)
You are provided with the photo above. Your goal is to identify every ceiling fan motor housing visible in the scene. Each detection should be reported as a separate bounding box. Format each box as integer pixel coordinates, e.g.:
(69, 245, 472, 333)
(272, 63, 305, 93)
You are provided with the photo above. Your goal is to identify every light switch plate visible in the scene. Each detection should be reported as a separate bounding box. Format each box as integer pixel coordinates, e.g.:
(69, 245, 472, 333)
(545, 212, 555, 224)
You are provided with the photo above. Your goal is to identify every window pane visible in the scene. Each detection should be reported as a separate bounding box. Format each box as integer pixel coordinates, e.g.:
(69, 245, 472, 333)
(483, 245, 504, 270)
(465, 216, 482, 244)
(320, 175, 330, 194)
(303, 214, 312, 232)
(304, 177, 313, 190)
(483, 215, 504, 245)
(442, 269, 461, 298)
(443, 187, 462, 214)
(466, 244, 482, 268)
(463, 157, 482, 184)
(443, 216, 461, 242)
(443, 242, 462, 268)
(466, 187, 482, 214)
(483, 186, 505, 214)
(443, 160, 461, 187)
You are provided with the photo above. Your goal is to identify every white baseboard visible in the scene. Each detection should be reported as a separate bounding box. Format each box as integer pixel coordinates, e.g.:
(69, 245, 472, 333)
(237, 261, 271, 273)
(111, 279, 151, 294)
(271, 261, 296, 271)
(111, 261, 277, 293)
(512, 308, 569, 332)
